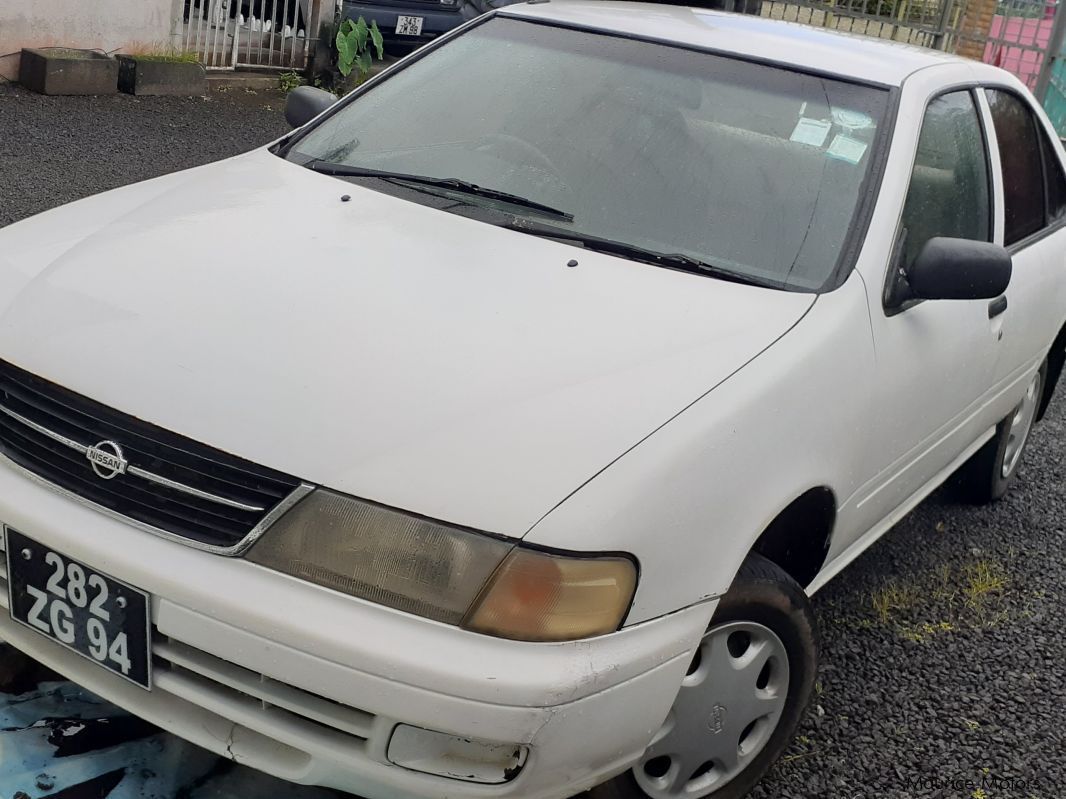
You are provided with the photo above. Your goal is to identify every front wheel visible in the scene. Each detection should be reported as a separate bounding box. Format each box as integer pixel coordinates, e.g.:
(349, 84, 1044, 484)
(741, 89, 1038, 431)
(584, 553, 818, 799)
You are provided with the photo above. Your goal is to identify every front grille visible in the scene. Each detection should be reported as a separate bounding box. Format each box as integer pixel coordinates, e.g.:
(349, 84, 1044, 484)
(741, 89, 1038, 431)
(0, 359, 305, 552)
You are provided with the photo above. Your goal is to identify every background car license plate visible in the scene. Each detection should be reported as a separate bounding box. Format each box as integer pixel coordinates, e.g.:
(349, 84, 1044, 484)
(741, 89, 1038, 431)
(396, 15, 424, 36)
(5, 528, 151, 689)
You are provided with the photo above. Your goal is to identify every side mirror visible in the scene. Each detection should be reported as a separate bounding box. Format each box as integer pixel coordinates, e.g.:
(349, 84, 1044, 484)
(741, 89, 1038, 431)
(285, 86, 337, 129)
(906, 237, 1012, 301)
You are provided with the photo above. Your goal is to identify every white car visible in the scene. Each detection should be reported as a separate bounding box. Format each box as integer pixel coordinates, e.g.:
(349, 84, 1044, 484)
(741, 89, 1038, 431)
(1, 3, 1064, 798)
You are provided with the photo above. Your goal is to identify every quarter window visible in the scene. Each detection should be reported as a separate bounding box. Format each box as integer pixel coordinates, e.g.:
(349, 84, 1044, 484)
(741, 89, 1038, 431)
(899, 91, 991, 269)
(986, 89, 1058, 244)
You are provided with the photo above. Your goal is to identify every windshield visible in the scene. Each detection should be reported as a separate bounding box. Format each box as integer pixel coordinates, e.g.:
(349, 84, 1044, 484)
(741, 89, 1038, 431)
(286, 17, 890, 291)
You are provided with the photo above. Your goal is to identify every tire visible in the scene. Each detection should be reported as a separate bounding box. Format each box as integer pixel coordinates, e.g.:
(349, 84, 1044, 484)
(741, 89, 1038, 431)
(583, 553, 818, 799)
(954, 362, 1046, 504)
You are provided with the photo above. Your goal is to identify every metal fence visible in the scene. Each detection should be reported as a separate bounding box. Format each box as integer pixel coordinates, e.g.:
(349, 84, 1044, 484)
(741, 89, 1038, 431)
(178, 0, 319, 70)
(175, 0, 1066, 134)
(1044, 50, 1066, 132)
(1035, 7, 1066, 132)
(755, 0, 961, 48)
(978, 0, 1059, 91)
(724, 0, 1066, 133)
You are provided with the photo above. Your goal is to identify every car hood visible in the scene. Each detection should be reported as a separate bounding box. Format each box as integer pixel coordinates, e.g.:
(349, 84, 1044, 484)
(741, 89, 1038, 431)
(0, 150, 814, 537)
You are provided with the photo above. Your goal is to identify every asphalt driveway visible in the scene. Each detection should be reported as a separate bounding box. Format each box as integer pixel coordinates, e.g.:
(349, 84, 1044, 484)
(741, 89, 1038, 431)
(0, 81, 1064, 799)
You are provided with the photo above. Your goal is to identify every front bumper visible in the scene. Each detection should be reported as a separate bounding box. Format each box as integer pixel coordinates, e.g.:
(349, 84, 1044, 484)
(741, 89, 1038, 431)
(0, 462, 716, 799)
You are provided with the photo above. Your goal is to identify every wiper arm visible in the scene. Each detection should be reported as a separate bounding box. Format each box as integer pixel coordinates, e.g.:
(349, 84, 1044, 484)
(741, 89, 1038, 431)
(501, 219, 770, 287)
(306, 160, 573, 221)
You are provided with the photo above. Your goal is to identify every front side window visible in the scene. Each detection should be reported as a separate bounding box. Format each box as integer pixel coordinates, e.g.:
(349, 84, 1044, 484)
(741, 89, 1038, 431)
(898, 90, 991, 269)
(986, 89, 1046, 245)
(285, 17, 889, 291)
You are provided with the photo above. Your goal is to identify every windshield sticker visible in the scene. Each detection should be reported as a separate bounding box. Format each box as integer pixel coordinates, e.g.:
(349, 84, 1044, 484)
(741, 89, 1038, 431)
(826, 134, 868, 165)
(790, 117, 832, 148)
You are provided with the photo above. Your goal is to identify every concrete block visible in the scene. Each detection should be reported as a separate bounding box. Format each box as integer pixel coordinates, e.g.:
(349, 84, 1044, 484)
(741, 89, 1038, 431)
(117, 55, 207, 96)
(18, 48, 118, 95)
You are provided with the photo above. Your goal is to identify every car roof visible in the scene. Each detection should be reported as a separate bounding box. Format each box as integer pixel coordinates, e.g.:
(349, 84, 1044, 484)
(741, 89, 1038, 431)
(498, 0, 967, 86)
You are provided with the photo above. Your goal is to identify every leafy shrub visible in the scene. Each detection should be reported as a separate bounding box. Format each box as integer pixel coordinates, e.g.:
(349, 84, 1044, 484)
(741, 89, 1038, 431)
(336, 16, 384, 81)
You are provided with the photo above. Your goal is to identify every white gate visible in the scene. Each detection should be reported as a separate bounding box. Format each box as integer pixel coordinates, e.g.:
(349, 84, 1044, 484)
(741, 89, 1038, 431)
(178, 0, 319, 70)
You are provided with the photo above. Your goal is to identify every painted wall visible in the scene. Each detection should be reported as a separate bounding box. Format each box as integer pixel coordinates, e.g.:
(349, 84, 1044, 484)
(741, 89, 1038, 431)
(0, 0, 178, 82)
(983, 12, 1056, 89)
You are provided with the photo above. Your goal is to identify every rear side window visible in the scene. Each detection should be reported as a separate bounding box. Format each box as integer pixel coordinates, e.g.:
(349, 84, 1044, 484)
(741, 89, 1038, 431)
(1040, 130, 1066, 223)
(899, 91, 991, 268)
(986, 89, 1054, 244)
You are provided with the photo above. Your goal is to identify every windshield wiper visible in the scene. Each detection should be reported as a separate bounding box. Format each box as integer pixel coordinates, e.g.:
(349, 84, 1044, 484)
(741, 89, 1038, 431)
(306, 160, 573, 221)
(500, 219, 773, 288)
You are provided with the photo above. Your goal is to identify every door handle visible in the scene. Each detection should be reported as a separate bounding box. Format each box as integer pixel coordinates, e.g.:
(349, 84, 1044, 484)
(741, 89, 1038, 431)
(988, 296, 1008, 319)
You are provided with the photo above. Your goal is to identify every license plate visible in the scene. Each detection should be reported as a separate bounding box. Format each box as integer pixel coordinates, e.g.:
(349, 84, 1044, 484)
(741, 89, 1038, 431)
(5, 528, 152, 689)
(396, 15, 424, 36)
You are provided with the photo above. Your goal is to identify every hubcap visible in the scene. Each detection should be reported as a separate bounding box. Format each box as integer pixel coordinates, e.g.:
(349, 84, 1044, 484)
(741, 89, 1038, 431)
(633, 621, 790, 799)
(1002, 371, 1043, 479)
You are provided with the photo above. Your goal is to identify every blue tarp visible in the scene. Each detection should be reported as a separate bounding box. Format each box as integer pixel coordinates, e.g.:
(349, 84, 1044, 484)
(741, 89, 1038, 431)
(0, 680, 341, 799)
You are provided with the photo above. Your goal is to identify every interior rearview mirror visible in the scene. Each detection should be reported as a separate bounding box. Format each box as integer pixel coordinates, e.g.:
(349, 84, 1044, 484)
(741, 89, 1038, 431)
(285, 86, 337, 129)
(906, 237, 1012, 301)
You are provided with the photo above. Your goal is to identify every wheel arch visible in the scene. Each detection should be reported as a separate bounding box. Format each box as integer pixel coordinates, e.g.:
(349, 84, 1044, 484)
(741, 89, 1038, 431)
(1037, 319, 1066, 422)
(749, 486, 836, 590)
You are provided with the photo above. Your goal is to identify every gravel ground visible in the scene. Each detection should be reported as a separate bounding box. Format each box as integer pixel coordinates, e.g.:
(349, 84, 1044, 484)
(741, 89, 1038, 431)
(0, 82, 289, 228)
(752, 411, 1066, 799)
(1, 81, 1064, 799)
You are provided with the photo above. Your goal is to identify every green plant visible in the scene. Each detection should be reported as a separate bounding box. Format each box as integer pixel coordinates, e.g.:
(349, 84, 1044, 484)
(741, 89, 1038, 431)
(134, 51, 200, 63)
(963, 560, 1007, 607)
(870, 580, 921, 624)
(279, 70, 305, 93)
(335, 16, 384, 83)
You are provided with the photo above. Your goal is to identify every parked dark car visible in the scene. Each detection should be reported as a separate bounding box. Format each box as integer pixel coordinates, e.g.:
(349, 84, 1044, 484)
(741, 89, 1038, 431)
(343, 0, 762, 54)
(341, 0, 519, 52)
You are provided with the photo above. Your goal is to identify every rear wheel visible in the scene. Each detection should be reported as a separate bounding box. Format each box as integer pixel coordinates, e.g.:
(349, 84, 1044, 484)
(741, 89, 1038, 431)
(584, 554, 817, 799)
(955, 363, 1045, 504)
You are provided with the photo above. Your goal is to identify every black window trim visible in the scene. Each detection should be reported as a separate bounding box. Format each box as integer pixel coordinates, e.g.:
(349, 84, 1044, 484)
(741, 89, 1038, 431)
(883, 84, 995, 317)
(981, 85, 1066, 254)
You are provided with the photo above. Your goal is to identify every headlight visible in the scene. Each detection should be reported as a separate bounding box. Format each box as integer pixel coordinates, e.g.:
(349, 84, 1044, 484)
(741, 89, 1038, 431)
(247, 490, 510, 625)
(247, 490, 637, 641)
(463, 548, 638, 642)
